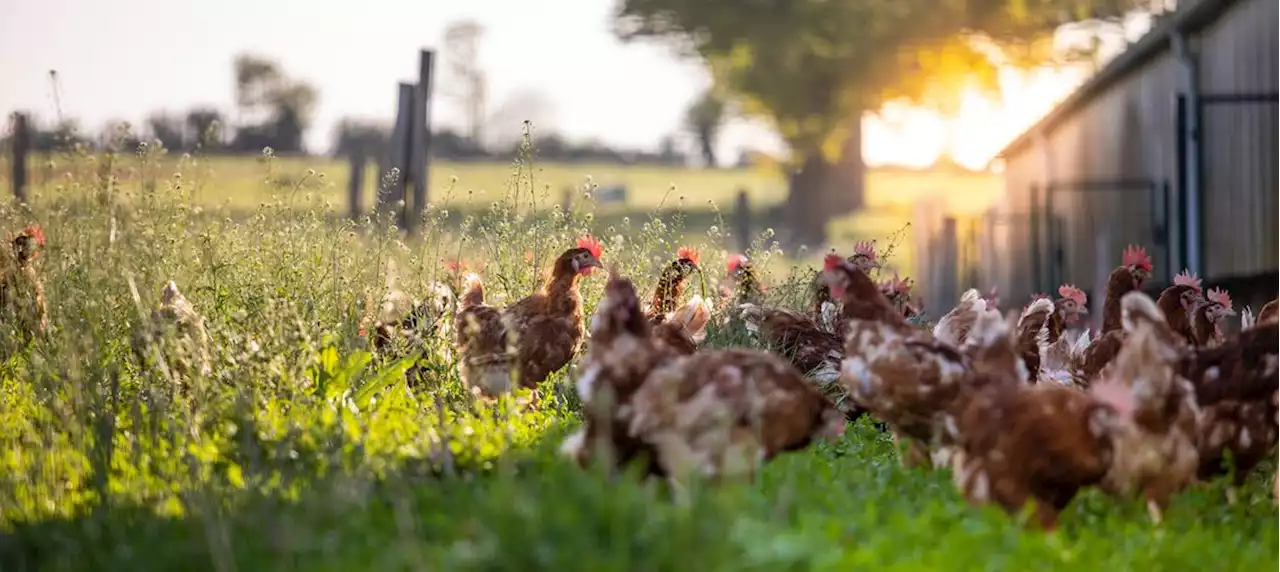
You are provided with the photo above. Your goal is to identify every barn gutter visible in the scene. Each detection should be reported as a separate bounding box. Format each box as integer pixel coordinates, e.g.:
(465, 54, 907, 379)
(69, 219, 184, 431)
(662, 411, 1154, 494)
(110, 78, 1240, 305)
(1171, 29, 1203, 276)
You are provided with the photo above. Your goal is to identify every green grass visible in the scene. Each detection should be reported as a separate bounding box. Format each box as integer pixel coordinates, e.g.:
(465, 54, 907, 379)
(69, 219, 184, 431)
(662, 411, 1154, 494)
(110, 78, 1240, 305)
(0, 143, 1275, 572)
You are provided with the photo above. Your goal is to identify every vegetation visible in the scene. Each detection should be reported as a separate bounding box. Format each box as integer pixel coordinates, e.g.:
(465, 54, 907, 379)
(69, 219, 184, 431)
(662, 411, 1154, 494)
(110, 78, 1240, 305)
(0, 143, 1274, 571)
(613, 0, 1152, 244)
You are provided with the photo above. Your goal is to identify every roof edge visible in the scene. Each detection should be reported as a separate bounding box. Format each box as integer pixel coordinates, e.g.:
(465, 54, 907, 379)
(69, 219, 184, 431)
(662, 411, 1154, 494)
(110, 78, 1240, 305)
(997, 0, 1238, 160)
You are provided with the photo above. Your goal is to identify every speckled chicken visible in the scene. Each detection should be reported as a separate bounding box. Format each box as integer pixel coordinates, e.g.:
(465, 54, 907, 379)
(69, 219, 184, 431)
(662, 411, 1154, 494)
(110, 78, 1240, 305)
(453, 236, 603, 397)
(1015, 285, 1089, 385)
(947, 308, 1122, 530)
(1091, 291, 1201, 524)
(561, 273, 681, 475)
(933, 288, 1002, 349)
(565, 271, 846, 488)
(1179, 318, 1279, 503)
(829, 253, 971, 468)
(0, 224, 48, 341)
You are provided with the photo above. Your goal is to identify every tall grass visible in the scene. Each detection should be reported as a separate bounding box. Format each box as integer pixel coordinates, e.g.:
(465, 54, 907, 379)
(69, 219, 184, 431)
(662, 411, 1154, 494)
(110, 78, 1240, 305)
(0, 134, 1275, 572)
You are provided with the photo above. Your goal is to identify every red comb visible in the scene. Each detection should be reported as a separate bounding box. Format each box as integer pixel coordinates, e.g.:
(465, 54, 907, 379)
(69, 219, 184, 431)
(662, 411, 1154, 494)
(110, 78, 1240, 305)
(1122, 244, 1152, 271)
(823, 253, 843, 271)
(444, 259, 467, 273)
(1173, 269, 1202, 293)
(1058, 284, 1087, 306)
(1206, 287, 1232, 309)
(22, 224, 45, 247)
(676, 246, 700, 264)
(726, 254, 747, 272)
(576, 235, 603, 258)
(853, 240, 877, 260)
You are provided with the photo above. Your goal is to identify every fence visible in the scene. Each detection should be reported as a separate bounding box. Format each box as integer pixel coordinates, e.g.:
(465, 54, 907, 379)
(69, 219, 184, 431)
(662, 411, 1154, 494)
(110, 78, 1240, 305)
(348, 49, 436, 235)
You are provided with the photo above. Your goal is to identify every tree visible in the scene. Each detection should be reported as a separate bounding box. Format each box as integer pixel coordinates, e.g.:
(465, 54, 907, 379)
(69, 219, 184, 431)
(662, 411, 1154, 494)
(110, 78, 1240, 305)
(443, 20, 488, 146)
(229, 54, 320, 153)
(146, 112, 185, 151)
(185, 108, 223, 150)
(614, 0, 1146, 247)
(684, 87, 726, 167)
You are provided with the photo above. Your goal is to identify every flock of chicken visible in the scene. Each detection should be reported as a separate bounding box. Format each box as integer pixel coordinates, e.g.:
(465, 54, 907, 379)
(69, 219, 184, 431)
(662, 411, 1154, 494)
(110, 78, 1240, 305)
(4, 221, 1275, 530)
(370, 235, 1276, 530)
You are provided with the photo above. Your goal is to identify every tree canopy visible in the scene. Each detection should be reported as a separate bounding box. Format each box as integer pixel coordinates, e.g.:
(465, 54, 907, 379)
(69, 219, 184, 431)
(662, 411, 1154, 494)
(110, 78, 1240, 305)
(614, 0, 1146, 164)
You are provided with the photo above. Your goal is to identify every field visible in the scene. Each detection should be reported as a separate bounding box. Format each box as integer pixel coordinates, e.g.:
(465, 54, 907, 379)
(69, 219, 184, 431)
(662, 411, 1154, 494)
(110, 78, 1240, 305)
(0, 148, 1004, 279)
(0, 146, 1276, 571)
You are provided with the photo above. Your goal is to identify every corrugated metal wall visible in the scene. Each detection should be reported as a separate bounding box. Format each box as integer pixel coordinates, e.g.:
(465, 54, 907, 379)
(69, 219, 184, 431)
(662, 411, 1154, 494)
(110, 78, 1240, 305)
(1196, 0, 1279, 280)
(993, 0, 1277, 307)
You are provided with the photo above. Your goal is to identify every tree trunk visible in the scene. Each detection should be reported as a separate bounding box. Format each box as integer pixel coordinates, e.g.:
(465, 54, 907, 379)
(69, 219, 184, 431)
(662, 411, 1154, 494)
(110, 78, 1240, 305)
(784, 117, 865, 251)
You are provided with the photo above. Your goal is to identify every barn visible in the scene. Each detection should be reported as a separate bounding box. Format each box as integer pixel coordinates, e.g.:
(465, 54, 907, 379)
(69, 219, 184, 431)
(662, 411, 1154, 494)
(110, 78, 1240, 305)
(984, 0, 1277, 320)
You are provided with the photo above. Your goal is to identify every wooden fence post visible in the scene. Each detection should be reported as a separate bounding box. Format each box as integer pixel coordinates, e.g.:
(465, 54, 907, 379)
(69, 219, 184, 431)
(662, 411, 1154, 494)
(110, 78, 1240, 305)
(10, 113, 30, 204)
(347, 152, 366, 220)
(936, 217, 959, 315)
(733, 189, 751, 253)
(407, 49, 435, 236)
(383, 82, 415, 229)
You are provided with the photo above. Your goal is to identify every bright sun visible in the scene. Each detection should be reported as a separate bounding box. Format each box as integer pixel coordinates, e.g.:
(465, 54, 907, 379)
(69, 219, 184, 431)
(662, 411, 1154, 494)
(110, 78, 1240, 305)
(863, 64, 1091, 172)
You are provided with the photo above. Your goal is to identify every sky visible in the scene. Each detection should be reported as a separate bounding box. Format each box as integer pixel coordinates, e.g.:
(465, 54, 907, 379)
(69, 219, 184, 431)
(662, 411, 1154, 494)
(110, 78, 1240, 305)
(1, 0, 1156, 170)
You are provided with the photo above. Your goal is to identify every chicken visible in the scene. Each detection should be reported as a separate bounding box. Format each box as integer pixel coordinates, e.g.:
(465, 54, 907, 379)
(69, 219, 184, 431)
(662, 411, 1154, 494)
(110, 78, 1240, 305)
(1101, 244, 1154, 333)
(0, 224, 48, 341)
(359, 258, 456, 354)
(933, 288, 1001, 348)
(561, 273, 680, 475)
(829, 253, 970, 467)
(1179, 320, 1279, 502)
(1075, 276, 1192, 383)
(948, 310, 1121, 530)
(1191, 287, 1236, 347)
(722, 254, 764, 308)
(1256, 298, 1278, 325)
(1092, 291, 1200, 524)
(737, 303, 844, 391)
(565, 271, 846, 489)
(1015, 285, 1089, 385)
(879, 273, 919, 321)
(132, 280, 212, 385)
(647, 247, 711, 355)
(647, 247, 700, 321)
(1159, 270, 1204, 346)
(810, 241, 880, 332)
(453, 236, 603, 397)
(626, 347, 847, 488)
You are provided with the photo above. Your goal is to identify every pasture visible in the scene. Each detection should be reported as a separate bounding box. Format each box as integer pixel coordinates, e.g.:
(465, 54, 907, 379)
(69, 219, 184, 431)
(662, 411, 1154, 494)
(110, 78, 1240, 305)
(0, 147, 1275, 571)
(0, 149, 1003, 278)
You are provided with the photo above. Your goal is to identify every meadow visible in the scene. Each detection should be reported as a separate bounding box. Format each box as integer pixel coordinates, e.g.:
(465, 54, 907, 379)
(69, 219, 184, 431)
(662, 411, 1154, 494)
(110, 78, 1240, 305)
(0, 144, 1275, 571)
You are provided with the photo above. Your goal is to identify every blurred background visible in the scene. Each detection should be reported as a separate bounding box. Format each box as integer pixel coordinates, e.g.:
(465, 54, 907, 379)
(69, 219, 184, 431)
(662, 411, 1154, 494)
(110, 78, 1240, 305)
(1, 0, 1274, 316)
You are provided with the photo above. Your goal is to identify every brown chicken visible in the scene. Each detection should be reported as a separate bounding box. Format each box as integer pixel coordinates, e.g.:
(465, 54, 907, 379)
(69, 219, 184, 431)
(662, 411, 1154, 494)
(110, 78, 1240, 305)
(625, 346, 846, 489)
(1158, 270, 1204, 346)
(829, 253, 971, 467)
(1256, 298, 1278, 325)
(1076, 277, 1200, 388)
(566, 270, 846, 490)
(722, 254, 765, 308)
(1092, 291, 1200, 524)
(811, 241, 880, 333)
(0, 224, 48, 341)
(878, 273, 919, 321)
(647, 247, 711, 356)
(1015, 285, 1089, 385)
(1179, 319, 1279, 503)
(1071, 245, 1156, 386)
(561, 273, 681, 475)
(933, 288, 1001, 349)
(948, 309, 1122, 530)
(453, 236, 603, 397)
(1191, 287, 1236, 347)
